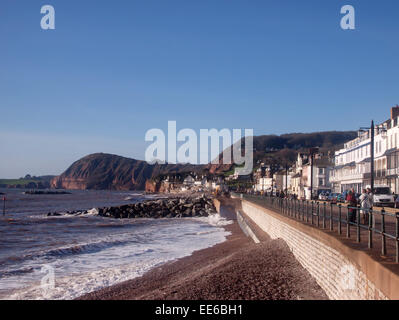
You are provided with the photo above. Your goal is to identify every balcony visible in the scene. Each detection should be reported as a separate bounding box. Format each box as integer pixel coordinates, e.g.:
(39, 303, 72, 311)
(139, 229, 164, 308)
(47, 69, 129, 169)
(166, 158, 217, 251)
(387, 168, 399, 176)
(330, 172, 370, 183)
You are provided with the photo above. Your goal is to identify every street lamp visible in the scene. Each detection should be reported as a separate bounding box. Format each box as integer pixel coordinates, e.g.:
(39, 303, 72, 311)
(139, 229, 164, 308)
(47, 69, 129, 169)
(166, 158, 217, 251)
(360, 120, 376, 193)
(285, 163, 289, 194)
(359, 120, 389, 193)
(309, 147, 319, 200)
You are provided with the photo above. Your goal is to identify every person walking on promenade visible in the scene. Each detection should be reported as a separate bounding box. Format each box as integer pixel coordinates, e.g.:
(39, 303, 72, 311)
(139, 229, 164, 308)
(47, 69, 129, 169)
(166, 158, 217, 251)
(346, 190, 357, 223)
(359, 189, 372, 224)
(395, 194, 399, 208)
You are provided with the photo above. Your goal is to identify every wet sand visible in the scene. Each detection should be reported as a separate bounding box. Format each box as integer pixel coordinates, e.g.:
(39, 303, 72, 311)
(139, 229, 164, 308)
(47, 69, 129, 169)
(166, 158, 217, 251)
(78, 198, 328, 300)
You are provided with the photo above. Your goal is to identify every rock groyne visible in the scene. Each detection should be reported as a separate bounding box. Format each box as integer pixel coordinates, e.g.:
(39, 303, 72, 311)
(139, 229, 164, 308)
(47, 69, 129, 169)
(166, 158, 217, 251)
(99, 195, 216, 219)
(47, 195, 217, 219)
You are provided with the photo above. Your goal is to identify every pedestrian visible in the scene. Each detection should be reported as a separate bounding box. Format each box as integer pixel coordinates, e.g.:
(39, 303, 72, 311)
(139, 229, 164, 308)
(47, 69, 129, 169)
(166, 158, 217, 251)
(346, 190, 357, 222)
(395, 194, 399, 209)
(359, 189, 371, 224)
(367, 188, 374, 206)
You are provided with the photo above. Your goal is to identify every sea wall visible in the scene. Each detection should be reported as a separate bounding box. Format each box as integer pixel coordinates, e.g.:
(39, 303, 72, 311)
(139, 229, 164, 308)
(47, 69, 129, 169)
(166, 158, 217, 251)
(240, 200, 399, 300)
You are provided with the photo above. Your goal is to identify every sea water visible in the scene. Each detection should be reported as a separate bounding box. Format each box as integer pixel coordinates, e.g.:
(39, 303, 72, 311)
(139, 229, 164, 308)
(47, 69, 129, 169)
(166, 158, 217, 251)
(0, 189, 231, 300)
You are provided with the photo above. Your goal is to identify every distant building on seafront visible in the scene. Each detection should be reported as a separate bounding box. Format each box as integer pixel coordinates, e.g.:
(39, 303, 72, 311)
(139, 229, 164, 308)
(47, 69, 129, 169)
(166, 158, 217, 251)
(290, 152, 333, 200)
(330, 106, 399, 194)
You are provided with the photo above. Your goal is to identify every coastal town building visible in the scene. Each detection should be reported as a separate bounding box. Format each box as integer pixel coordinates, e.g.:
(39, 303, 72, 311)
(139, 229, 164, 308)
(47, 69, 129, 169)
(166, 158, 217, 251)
(253, 164, 273, 192)
(290, 152, 333, 199)
(330, 106, 399, 194)
(253, 164, 291, 194)
(274, 171, 291, 193)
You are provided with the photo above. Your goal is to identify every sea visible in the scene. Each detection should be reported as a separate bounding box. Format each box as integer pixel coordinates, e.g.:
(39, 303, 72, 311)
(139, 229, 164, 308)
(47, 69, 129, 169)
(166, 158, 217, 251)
(0, 188, 232, 300)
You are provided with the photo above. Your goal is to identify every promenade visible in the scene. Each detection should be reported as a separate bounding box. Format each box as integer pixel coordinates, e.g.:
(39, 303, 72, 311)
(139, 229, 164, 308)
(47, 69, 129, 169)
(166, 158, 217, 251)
(239, 194, 399, 269)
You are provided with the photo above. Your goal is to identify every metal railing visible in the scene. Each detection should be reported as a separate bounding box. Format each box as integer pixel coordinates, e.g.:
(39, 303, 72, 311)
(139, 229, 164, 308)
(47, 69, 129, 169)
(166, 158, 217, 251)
(233, 193, 399, 263)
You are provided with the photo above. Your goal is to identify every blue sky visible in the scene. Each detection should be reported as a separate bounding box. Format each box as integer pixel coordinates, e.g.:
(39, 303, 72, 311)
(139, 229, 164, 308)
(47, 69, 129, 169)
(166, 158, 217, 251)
(1, 0, 399, 177)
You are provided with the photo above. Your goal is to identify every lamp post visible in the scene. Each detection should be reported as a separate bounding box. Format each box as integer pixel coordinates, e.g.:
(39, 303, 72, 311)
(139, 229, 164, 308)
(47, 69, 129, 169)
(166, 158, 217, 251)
(309, 147, 319, 200)
(371, 120, 375, 193)
(360, 120, 376, 192)
(285, 164, 289, 194)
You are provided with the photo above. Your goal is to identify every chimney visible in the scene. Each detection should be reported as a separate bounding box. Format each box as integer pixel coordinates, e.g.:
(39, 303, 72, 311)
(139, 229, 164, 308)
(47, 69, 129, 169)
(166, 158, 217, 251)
(391, 105, 399, 119)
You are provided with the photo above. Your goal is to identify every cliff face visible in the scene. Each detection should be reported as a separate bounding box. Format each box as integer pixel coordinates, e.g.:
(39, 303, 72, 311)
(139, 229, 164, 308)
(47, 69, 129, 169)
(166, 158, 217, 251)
(51, 153, 206, 191)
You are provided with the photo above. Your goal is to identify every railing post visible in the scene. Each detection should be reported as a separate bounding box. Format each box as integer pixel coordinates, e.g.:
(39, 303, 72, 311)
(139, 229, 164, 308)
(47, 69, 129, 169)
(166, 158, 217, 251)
(282, 199, 290, 216)
(298, 200, 301, 220)
(330, 202, 333, 231)
(317, 202, 320, 227)
(291, 199, 293, 217)
(368, 210, 373, 249)
(346, 206, 350, 238)
(297, 200, 300, 220)
(306, 201, 309, 223)
(338, 204, 342, 235)
(396, 213, 399, 263)
(322, 202, 326, 229)
(285, 199, 287, 215)
(284, 199, 287, 215)
(356, 208, 360, 243)
(381, 209, 386, 256)
(311, 201, 314, 225)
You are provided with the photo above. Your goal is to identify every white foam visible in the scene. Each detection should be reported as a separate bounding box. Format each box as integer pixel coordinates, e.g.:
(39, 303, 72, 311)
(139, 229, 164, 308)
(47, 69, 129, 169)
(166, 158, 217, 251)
(1, 218, 231, 300)
(197, 213, 233, 227)
(86, 208, 99, 215)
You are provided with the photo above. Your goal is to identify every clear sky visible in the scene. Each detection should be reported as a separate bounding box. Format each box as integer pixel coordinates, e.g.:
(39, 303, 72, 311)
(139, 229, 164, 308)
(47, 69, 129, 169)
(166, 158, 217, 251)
(1, 0, 399, 178)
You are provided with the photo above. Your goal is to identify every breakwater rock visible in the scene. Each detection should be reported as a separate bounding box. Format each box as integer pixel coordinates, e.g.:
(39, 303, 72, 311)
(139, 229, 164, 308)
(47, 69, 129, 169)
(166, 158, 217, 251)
(47, 195, 217, 219)
(99, 195, 216, 219)
(25, 190, 71, 195)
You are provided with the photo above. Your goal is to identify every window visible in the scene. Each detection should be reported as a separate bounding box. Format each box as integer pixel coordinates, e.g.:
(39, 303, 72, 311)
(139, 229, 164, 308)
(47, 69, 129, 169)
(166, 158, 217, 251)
(319, 168, 324, 174)
(319, 178, 324, 186)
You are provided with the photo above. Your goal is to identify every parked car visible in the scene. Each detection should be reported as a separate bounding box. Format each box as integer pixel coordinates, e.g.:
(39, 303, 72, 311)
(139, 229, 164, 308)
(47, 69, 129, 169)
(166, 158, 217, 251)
(371, 185, 395, 207)
(328, 193, 340, 204)
(337, 193, 345, 203)
(318, 192, 329, 201)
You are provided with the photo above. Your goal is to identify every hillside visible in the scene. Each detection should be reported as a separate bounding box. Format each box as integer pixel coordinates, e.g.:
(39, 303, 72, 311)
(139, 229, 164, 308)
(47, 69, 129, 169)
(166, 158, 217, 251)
(51, 153, 210, 190)
(51, 131, 357, 190)
(0, 176, 55, 189)
(250, 131, 357, 166)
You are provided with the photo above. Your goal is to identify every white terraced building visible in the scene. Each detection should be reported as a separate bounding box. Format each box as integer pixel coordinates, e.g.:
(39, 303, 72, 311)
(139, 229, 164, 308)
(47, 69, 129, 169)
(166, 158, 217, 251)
(330, 106, 399, 194)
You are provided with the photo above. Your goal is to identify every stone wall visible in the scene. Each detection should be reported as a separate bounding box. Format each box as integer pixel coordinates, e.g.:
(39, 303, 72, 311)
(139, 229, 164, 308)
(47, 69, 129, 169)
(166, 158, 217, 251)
(240, 200, 398, 300)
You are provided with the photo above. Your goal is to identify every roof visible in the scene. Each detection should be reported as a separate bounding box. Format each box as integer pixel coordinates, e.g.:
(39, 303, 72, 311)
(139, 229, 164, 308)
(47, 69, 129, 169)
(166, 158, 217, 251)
(359, 157, 371, 164)
(334, 161, 356, 170)
(381, 148, 398, 157)
(313, 158, 333, 167)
